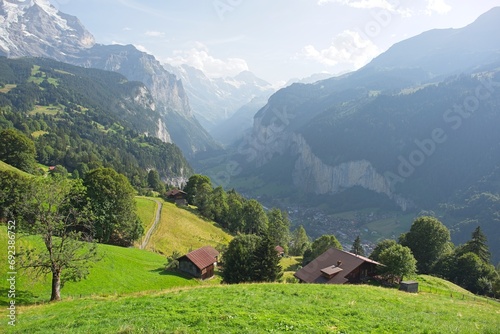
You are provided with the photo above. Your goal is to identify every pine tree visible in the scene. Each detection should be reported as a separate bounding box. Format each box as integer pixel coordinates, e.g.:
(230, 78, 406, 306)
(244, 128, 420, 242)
(351, 235, 365, 256)
(289, 225, 310, 256)
(252, 233, 283, 282)
(463, 226, 491, 263)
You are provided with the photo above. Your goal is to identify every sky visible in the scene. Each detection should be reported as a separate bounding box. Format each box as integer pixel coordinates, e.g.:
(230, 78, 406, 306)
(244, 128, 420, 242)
(50, 0, 500, 85)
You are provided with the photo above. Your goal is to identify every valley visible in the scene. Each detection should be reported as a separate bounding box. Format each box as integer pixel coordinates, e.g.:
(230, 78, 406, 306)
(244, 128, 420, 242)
(0, 1, 500, 332)
(1, 191, 498, 333)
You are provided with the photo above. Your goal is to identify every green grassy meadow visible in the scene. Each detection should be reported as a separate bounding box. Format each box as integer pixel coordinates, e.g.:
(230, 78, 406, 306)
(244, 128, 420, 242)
(0, 227, 202, 306)
(0, 84, 17, 93)
(4, 284, 499, 333)
(135, 197, 159, 246)
(1, 161, 498, 333)
(0, 161, 31, 177)
(146, 201, 233, 255)
(27, 105, 63, 115)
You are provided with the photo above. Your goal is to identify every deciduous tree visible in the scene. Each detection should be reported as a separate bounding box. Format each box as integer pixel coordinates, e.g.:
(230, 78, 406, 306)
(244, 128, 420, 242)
(210, 186, 229, 227)
(399, 216, 451, 274)
(222, 234, 261, 284)
(184, 174, 211, 205)
(84, 168, 143, 246)
(194, 182, 213, 218)
(0, 170, 29, 221)
(226, 190, 244, 233)
(267, 208, 290, 250)
(242, 199, 268, 235)
(378, 244, 417, 283)
(0, 128, 37, 173)
(289, 225, 310, 256)
(147, 169, 165, 193)
(452, 252, 497, 294)
(302, 234, 342, 266)
(18, 177, 98, 301)
(369, 239, 397, 262)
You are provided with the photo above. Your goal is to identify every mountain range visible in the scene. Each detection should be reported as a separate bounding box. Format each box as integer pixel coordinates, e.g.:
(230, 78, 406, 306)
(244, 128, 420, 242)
(0, 56, 192, 185)
(0, 0, 218, 158)
(1, 0, 499, 261)
(217, 7, 500, 261)
(164, 64, 275, 142)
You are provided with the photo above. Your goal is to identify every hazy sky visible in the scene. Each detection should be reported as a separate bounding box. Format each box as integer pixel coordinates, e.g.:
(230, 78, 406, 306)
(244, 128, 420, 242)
(50, 0, 499, 84)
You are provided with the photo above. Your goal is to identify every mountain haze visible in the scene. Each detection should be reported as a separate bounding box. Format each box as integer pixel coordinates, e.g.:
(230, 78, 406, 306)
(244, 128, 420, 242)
(164, 63, 274, 135)
(223, 7, 500, 260)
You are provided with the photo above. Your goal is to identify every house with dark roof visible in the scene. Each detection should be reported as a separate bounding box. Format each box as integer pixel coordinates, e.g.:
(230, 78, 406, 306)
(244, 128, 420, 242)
(178, 246, 219, 280)
(294, 248, 381, 284)
(275, 245, 285, 257)
(165, 189, 188, 206)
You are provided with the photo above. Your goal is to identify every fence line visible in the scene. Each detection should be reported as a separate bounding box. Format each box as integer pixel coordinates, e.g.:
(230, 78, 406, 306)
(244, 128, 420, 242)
(417, 285, 499, 305)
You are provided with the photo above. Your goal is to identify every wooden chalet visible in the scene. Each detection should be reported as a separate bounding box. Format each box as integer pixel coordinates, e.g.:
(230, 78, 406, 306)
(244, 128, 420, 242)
(275, 245, 285, 257)
(294, 248, 381, 284)
(165, 189, 188, 206)
(178, 246, 219, 280)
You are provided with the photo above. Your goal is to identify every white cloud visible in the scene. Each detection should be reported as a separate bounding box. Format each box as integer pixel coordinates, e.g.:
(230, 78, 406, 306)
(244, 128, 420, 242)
(425, 0, 451, 15)
(165, 44, 249, 78)
(301, 30, 380, 69)
(145, 31, 165, 37)
(317, 1, 419, 17)
(318, 0, 396, 11)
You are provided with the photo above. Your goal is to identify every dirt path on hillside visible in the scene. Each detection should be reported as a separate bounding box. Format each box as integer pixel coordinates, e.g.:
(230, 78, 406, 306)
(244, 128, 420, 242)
(140, 199, 162, 250)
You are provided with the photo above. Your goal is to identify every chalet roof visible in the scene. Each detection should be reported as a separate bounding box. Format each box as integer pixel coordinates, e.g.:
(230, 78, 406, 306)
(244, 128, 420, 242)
(320, 266, 343, 276)
(275, 245, 285, 253)
(178, 246, 219, 270)
(294, 248, 381, 284)
(166, 189, 187, 197)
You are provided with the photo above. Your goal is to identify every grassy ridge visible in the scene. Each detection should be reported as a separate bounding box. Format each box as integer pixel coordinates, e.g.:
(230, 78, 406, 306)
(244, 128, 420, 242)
(0, 227, 200, 306)
(134, 196, 158, 247)
(146, 201, 232, 255)
(0, 161, 31, 177)
(6, 284, 500, 333)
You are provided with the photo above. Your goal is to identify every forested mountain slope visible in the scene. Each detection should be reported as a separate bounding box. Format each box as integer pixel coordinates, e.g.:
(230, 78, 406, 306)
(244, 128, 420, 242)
(0, 57, 192, 186)
(224, 8, 500, 262)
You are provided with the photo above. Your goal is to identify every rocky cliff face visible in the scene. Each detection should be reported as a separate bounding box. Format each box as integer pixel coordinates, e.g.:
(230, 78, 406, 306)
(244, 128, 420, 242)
(290, 134, 412, 210)
(75, 45, 218, 156)
(247, 115, 411, 210)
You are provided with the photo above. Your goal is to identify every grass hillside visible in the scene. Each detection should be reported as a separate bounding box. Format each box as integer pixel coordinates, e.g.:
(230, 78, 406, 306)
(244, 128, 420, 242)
(135, 196, 159, 247)
(0, 161, 31, 177)
(5, 283, 500, 333)
(146, 201, 233, 255)
(0, 226, 213, 306)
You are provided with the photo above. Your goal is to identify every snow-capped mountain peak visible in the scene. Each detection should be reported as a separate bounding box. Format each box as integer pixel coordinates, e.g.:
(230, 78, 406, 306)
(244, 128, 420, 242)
(0, 0, 95, 59)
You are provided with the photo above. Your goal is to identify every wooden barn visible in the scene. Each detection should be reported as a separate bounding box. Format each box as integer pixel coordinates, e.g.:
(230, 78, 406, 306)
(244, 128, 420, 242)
(294, 248, 381, 284)
(178, 246, 219, 280)
(165, 189, 188, 206)
(275, 245, 285, 257)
